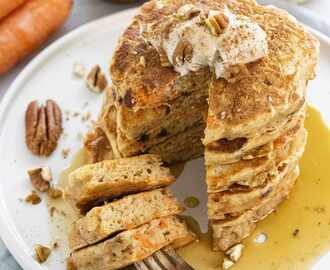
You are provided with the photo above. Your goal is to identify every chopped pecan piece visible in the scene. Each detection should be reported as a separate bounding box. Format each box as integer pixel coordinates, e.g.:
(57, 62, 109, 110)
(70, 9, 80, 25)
(27, 167, 52, 192)
(86, 65, 107, 93)
(176, 4, 201, 20)
(25, 191, 41, 205)
(205, 13, 229, 36)
(159, 47, 172, 67)
(34, 244, 51, 263)
(73, 62, 85, 78)
(173, 40, 193, 66)
(25, 100, 63, 156)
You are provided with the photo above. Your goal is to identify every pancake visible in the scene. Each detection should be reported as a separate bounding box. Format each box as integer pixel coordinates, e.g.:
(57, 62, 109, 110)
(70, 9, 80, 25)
(116, 83, 209, 140)
(211, 164, 300, 251)
(205, 104, 306, 165)
(69, 216, 196, 270)
(208, 127, 306, 220)
(110, 0, 318, 119)
(65, 155, 175, 214)
(69, 188, 183, 251)
(206, 114, 306, 192)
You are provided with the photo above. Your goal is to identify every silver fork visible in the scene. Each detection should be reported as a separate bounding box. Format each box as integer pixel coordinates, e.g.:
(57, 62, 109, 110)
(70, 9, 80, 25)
(134, 247, 194, 270)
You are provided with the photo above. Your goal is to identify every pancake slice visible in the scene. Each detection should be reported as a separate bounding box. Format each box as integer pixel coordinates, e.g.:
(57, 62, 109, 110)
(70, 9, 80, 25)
(69, 188, 183, 251)
(211, 165, 300, 251)
(68, 216, 196, 270)
(65, 155, 175, 214)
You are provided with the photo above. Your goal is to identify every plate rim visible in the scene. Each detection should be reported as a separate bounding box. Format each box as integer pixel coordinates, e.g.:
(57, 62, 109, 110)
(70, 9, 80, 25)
(0, 7, 329, 270)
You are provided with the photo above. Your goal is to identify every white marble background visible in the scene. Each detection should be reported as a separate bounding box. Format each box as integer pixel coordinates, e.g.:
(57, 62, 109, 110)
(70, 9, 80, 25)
(0, 0, 329, 269)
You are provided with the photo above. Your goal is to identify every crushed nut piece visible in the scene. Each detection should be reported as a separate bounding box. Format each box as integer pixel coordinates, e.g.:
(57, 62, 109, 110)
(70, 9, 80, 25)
(47, 187, 63, 199)
(293, 229, 300, 237)
(254, 233, 268, 244)
(159, 47, 172, 67)
(222, 257, 235, 270)
(35, 244, 51, 263)
(62, 148, 70, 159)
(222, 64, 249, 83)
(205, 13, 229, 36)
(25, 191, 41, 205)
(220, 111, 226, 119)
(225, 244, 244, 262)
(52, 242, 59, 249)
(25, 100, 63, 156)
(138, 56, 146, 68)
(73, 62, 85, 78)
(81, 112, 91, 122)
(49, 206, 56, 217)
(86, 65, 108, 93)
(173, 40, 193, 66)
(40, 167, 52, 182)
(28, 168, 51, 192)
(176, 4, 200, 20)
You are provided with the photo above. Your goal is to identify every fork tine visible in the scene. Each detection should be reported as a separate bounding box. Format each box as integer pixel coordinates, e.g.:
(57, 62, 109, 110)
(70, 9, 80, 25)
(144, 255, 164, 270)
(135, 247, 194, 270)
(134, 260, 150, 270)
(162, 247, 194, 270)
(153, 250, 177, 270)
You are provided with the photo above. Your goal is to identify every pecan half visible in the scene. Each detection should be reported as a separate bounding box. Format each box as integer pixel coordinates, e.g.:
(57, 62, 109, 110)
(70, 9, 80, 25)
(25, 100, 62, 156)
(173, 40, 193, 66)
(205, 13, 229, 36)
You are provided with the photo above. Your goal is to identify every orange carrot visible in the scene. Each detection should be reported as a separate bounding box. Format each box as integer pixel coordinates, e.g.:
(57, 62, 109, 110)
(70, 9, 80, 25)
(0, 0, 26, 20)
(0, 0, 73, 75)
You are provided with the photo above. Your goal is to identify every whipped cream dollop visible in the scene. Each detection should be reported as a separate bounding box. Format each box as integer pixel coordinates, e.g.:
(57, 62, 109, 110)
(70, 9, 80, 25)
(143, 4, 268, 78)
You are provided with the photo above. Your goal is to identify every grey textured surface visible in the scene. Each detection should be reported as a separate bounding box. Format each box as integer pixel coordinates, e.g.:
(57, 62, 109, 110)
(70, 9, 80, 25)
(0, 0, 328, 269)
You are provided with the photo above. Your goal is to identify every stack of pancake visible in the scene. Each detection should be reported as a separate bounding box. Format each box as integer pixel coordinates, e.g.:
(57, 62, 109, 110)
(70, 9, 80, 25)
(83, 0, 319, 252)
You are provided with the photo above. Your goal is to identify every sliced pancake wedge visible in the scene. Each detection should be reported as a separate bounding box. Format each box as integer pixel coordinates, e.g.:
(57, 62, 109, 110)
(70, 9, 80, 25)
(211, 165, 300, 251)
(65, 155, 175, 214)
(69, 188, 183, 251)
(68, 216, 196, 270)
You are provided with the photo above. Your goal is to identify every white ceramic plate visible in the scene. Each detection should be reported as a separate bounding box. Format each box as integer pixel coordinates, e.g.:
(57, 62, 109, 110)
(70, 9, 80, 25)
(0, 8, 330, 270)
